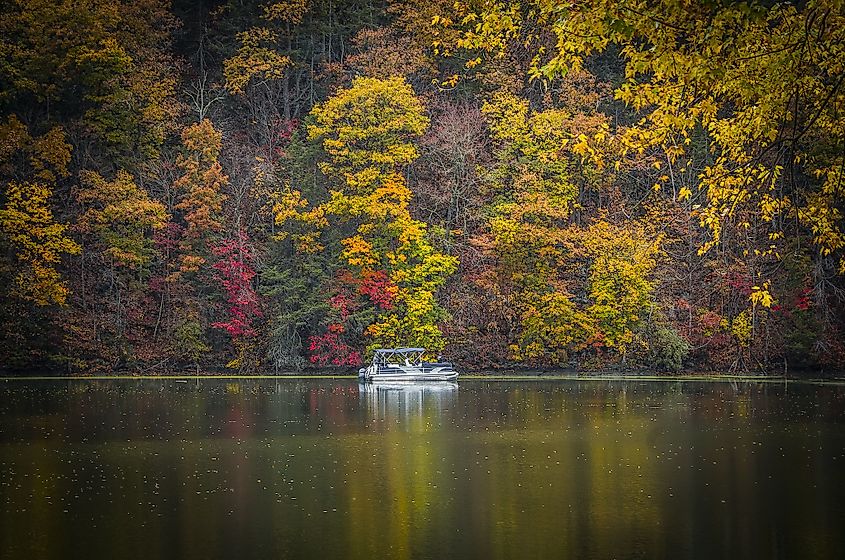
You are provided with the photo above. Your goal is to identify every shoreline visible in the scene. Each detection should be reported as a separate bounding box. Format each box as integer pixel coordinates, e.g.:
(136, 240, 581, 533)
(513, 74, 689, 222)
(3, 373, 845, 385)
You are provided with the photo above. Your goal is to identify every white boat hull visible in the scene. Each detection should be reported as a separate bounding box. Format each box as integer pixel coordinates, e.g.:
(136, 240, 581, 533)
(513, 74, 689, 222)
(364, 372, 459, 382)
(358, 364, 458, 382)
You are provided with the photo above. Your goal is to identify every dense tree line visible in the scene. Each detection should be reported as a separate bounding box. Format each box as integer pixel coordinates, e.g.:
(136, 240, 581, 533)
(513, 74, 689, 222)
(1, 0, 843, 374)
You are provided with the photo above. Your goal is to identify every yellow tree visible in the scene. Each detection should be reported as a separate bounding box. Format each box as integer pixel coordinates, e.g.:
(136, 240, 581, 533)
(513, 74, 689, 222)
(224, 26, 294, 96)
(442, 0, 845, 286)
(581, 219, 662, 353)
(76, 170, 168, 268)
(222, 0, 310, 139)
(278, 76, 457, 353)
(72, 170, 169, 364)
(223, 1, 308, 95)
(0, 181, 81, 305)
(479, 91, 615, 363)
(0, 118, 79, 306)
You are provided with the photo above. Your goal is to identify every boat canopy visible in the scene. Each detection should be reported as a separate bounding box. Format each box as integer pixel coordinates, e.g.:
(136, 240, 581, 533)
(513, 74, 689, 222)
(373, 348, 425, 355)
(372, 347, 426, 365)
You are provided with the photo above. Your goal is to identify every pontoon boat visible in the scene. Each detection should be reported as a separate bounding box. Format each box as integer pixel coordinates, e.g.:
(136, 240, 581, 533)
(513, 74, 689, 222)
(358, 348, 458, 382)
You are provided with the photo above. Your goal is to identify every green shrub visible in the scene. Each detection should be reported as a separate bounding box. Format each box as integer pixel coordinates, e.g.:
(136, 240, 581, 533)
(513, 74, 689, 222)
(647, 324, 690, 372)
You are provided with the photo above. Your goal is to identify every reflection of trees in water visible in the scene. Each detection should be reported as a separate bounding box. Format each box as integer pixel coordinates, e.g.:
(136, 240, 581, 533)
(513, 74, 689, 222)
(343, 382, 459, 560)
(3, 380, 845, 559)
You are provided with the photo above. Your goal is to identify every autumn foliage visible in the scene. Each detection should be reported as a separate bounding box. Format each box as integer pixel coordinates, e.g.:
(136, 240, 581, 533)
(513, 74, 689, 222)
(1, 0, 844, 373)
(211, 233, 262, 338)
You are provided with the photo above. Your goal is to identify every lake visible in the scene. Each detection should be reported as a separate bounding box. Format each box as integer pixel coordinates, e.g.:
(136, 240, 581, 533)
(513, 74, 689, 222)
(1, 378, 844, 559)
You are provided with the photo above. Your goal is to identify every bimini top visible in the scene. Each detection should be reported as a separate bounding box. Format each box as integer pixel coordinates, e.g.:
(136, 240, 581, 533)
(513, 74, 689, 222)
(371, 347, 426, 365)
(373, 348, 425, 355)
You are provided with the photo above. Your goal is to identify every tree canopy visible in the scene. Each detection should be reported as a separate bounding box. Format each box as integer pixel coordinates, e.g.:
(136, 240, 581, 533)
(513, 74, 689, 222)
(1, 0, 843, 373)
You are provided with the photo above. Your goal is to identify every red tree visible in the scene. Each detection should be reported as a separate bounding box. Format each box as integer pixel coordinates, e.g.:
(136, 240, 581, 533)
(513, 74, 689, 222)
(211, 232, 262, 338)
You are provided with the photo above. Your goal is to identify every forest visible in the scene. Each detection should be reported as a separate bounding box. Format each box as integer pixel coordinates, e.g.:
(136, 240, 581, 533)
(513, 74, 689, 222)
(1, 0, 843, 374)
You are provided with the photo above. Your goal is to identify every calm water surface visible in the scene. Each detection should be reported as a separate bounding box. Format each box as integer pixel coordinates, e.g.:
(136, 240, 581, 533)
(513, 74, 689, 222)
(1, 379, 844, 559)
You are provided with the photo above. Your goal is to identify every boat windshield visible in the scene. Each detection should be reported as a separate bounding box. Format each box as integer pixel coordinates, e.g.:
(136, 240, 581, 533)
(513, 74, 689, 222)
(372, 348, 425, 366)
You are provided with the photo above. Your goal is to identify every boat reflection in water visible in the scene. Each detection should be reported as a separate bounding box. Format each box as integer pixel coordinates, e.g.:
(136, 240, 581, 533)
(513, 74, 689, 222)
(358, 381, 458, 426)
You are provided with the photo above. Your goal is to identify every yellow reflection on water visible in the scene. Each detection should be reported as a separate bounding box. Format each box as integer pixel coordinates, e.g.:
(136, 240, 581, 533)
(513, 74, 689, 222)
(2, 380, 844, 559)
